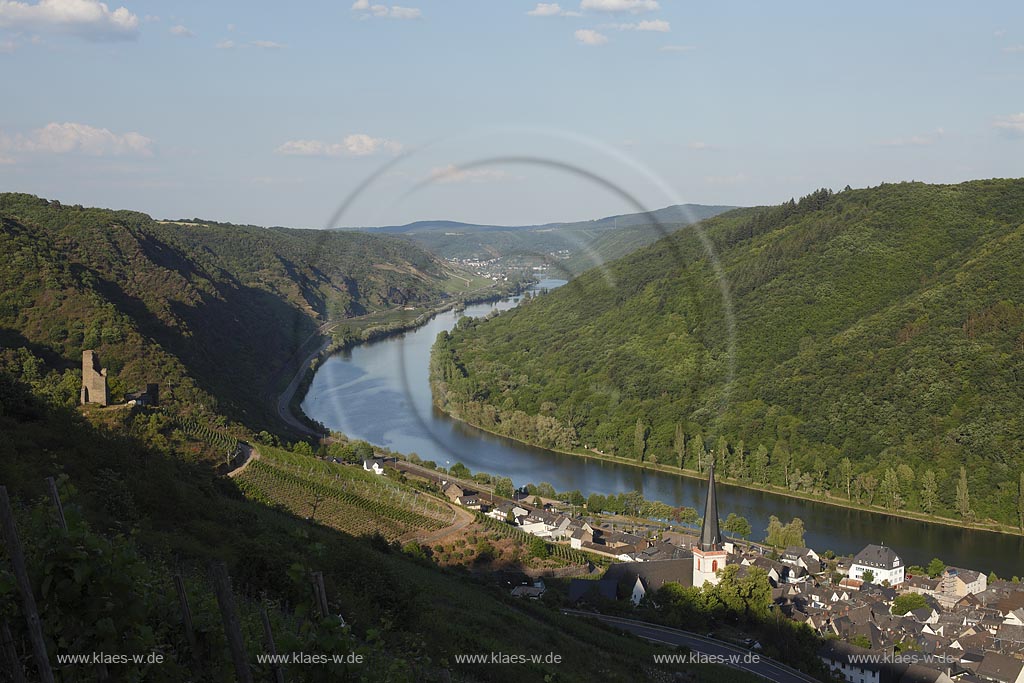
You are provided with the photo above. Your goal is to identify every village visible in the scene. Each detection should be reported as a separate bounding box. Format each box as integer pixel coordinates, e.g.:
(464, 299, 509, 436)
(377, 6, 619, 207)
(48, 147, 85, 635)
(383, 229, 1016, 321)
(361, 453, 1024, 683)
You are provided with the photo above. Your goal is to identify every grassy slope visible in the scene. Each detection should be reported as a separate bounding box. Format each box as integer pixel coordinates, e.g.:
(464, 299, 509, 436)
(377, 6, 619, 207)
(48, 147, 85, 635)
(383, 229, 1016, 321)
(437, 180, 1024, 525)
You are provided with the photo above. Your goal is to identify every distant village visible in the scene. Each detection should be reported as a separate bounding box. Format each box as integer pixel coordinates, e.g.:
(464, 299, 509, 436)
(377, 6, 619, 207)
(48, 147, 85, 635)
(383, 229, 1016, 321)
(363, 453, 1024, 683)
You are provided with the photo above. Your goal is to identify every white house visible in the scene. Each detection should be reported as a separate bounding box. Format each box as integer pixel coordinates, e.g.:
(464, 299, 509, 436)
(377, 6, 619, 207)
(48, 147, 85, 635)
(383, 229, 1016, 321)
(362, 457, 387, 475)
(848, 544, 904, 586)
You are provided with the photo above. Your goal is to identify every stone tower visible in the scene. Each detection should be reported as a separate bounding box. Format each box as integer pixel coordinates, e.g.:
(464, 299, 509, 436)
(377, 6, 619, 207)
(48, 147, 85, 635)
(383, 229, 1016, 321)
(692, 461, 728, 587)
(80, 350, 109, 406)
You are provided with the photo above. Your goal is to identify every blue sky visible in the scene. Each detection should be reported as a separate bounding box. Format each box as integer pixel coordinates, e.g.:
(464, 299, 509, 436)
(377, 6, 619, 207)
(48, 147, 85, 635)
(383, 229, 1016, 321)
(1, 0, 1022, 227)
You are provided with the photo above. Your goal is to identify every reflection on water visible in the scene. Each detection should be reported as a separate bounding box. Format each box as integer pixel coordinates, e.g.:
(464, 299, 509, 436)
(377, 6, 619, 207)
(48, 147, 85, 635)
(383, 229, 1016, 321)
(303, 279, 1024, 577)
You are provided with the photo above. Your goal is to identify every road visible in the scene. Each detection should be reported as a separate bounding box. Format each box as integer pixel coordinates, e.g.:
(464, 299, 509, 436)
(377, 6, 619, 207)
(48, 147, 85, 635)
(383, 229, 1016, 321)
(560, 610, 822, 683)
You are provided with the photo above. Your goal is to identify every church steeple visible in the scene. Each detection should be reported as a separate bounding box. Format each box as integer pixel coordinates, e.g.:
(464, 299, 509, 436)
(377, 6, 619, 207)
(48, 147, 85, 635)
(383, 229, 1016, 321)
(699, 461, 722, 552)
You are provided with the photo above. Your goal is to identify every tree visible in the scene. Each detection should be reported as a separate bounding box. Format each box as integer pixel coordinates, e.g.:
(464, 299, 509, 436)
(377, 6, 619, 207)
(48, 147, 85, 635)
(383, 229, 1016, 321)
(449, 462, 471, 479)
(722, 513, 752, 539)
(892, 592, 928, 615)
(494, 476, 514, 499)
(773, 440, 791, 487)
(748, 444, 769, 484)
(857, 473, 878, 505)
(1019, 471, 1024, 532)
(634, 418, 648, 462)
(880, 468, 903, 510)
(920, 469, 938, 514)
(689, 433, 705, 472)
(715, 435, 729, 474)
(839, 458, 853, 499)
(529, 536, 548, 558)
(731, 439, 746, 481)
(926, 558, 946, 578)
(673, 423, 685, 468)
(956, 466, 972, 520)
(861, 569, 875, 584)
(293, 440, 314, 456)
(765, 516, 805, 547)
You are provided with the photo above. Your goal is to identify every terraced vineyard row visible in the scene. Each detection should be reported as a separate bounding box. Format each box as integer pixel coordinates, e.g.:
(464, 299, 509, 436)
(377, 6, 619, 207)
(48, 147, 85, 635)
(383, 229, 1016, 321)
(170, 414, 241, 456)
(236, 453, 453, 540)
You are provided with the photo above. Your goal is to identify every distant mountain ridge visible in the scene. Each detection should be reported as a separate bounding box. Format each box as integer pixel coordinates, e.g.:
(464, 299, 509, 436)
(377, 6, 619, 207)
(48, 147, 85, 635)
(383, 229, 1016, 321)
(350, 203, 736, 234)
(346, 203, 737, 269)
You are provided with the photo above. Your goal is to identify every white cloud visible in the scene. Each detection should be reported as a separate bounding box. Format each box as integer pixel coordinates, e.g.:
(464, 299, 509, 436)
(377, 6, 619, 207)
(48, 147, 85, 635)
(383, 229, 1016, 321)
(276, 134, 403, 158)
(878, 128, 944, 147)
(580, 0, 658, 13)
(660, 44, 695, 52)
(609, 19, 668, 31)
(251, 39, 284, 49)
(0, 38, 14, 52)
(352, 0, 421, 20)
(13, 122, 154, 157)
(428, 164, 511, 184)
(574, 28, 607, 45)
(0, 0, 139, 41)
(993, 113, 1024, 136)
(526, 3, 580, 17)
(215, 39, 235, 49)
(226, 23, 235, 31)
(1002, 45, 1024, 53)
(688, 141, 716, 150)
(169, 24, 192, 37)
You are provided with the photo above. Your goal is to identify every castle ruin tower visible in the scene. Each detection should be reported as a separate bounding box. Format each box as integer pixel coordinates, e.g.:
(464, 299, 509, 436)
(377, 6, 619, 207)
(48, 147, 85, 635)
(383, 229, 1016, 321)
(80, 350, 109, 406)
(692, 461, 728, 587)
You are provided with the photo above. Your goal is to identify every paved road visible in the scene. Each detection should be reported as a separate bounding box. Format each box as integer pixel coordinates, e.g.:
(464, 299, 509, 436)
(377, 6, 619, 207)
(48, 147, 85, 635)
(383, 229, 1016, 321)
(561, 610, 821, 683)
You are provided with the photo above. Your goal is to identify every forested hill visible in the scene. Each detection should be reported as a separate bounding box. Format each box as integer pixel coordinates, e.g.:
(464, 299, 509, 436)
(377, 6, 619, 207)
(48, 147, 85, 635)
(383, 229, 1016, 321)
(0, 193, 455, 430)
(435, 179, 1024, 527)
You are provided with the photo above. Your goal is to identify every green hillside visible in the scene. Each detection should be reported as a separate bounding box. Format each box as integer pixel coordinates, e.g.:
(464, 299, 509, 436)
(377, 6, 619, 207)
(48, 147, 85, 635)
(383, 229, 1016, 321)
(0, 193, 459, 432)
(2, 367, 766, 683)
(434, 180, 1024, 528)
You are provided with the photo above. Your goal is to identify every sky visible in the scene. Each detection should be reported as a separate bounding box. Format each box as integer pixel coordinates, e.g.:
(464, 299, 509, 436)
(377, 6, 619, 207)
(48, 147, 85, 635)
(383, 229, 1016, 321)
(1, 0, 1022, 228)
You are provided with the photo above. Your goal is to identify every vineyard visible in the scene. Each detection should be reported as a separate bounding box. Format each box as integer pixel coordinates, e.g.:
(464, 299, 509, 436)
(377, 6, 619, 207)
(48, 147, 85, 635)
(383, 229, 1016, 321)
(169, 413, 242, 461)
(476, 514, 599, 566)
(236, 449, 454, 540)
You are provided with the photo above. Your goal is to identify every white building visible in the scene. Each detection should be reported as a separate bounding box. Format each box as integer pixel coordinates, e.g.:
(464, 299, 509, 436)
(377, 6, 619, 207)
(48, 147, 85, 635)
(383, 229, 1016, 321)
(848, 544, 904, 586)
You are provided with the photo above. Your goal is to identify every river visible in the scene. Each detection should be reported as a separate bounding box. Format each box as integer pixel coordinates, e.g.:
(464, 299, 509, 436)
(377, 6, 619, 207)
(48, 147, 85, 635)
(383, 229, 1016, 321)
(302, 279, 1024, 577)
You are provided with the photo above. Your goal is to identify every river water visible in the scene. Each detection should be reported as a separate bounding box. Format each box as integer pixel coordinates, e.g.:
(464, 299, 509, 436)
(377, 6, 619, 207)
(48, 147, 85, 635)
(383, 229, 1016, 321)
(303, 279, 1024, 577)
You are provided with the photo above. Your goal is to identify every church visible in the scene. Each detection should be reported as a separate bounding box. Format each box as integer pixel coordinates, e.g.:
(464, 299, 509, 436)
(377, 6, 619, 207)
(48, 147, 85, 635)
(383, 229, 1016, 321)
(692, 461, 732, 587)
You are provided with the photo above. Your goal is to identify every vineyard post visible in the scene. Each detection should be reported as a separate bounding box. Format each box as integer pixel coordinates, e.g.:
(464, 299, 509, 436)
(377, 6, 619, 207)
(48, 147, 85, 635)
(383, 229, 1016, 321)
(1, 619, 26, 683)
(209, 562, 253, 683)
(310, 572, 331, 621)
(172, 574, 201, 671)
(259, 606, 285, 683)
(44, 478, 66, 532)
(0, 486, 54, 683)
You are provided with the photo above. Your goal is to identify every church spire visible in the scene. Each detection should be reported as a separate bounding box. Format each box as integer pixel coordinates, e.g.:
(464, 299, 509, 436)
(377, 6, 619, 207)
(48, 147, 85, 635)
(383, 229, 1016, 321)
(699, 460, 722, 552)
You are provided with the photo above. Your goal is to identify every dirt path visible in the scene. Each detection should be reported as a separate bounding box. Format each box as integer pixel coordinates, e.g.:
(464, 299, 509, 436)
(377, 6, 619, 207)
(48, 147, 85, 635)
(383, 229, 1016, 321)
(400, 504, 476, 545)
(227, 442, 260, 479)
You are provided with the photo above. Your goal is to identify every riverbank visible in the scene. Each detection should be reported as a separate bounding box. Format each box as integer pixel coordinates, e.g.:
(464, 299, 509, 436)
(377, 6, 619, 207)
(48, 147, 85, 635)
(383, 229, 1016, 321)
(431, 397, 1024, 541)
(281, 280, 533, 439)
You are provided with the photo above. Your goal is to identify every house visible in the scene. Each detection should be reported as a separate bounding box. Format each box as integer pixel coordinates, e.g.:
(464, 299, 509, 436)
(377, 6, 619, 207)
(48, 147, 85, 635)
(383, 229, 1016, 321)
(125, 383, 159, 407)
(849, 544, 905, 587)
(819, 641, 884, 683)
(602, 558, 694, 606)
(362, 457, 387, 475)
(976, 651, 1024, 683)
(567, 578, 618, 604)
